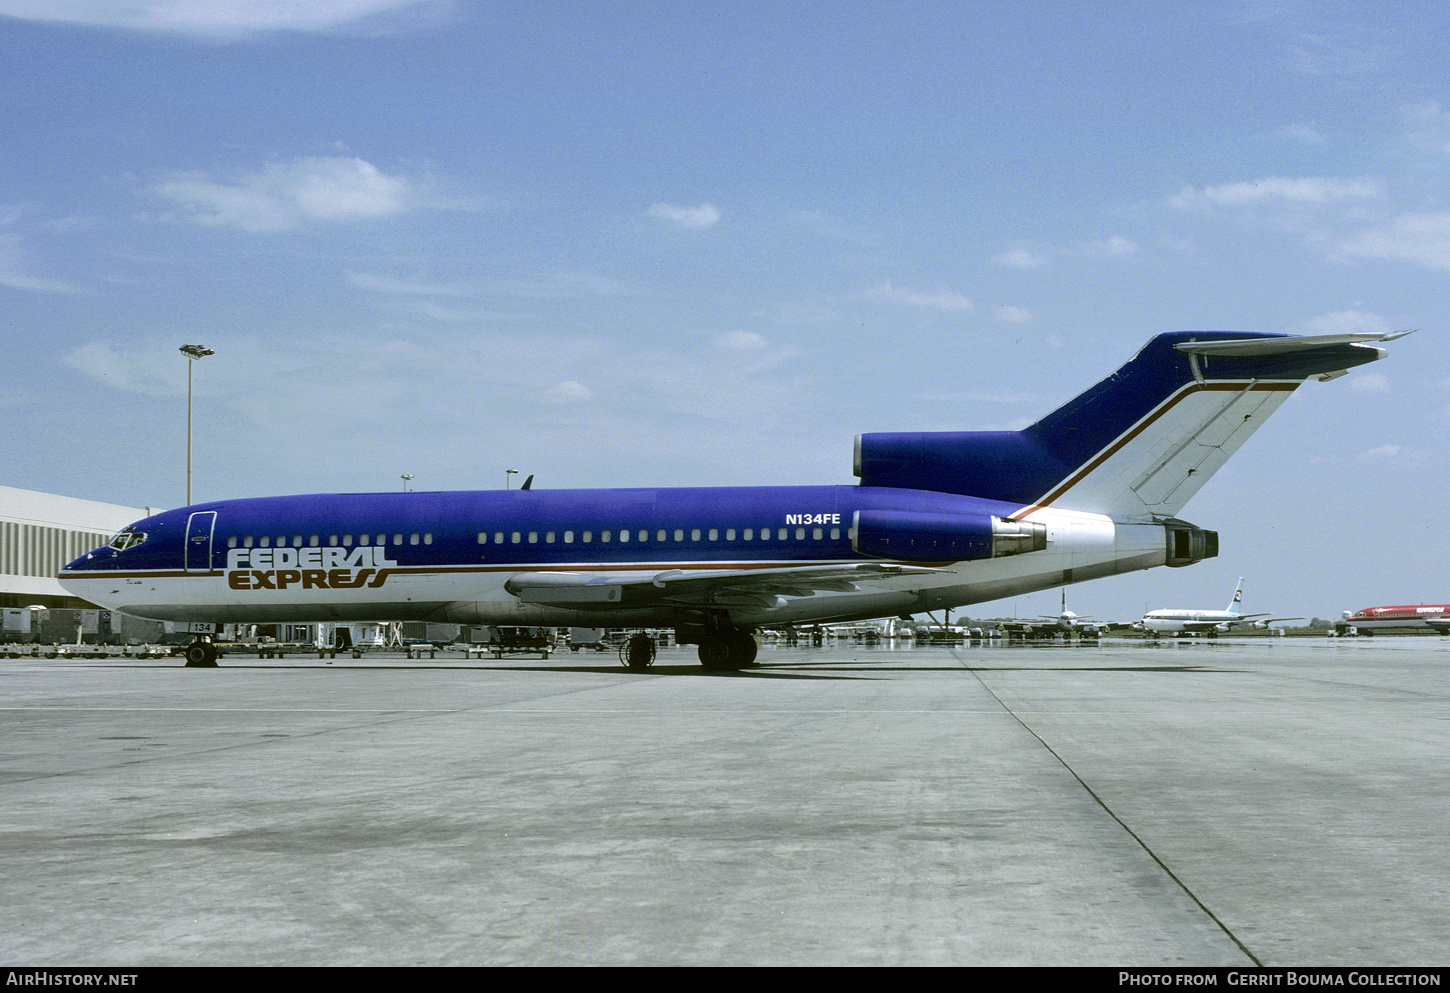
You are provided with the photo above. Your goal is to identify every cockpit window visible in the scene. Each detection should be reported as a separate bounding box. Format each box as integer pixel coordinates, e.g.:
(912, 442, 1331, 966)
(108, 529, 147, 551)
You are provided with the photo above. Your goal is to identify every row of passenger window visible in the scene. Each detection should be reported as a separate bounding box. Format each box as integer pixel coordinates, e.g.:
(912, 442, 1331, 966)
(222, 526, 847, 550)
(477, 527, 844, 545)
(227, 533, 434, 548)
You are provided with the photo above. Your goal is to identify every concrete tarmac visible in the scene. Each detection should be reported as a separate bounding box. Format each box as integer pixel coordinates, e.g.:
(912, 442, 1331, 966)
(2, 637, 1447, 967)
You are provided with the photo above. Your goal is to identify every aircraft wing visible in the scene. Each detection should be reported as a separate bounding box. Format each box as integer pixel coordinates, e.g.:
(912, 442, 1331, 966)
(1180, 615, 1302, 631)
(504, 562, 949, 612)
(1178, 620, 1228, 632)
(998, 621, 1051, 634)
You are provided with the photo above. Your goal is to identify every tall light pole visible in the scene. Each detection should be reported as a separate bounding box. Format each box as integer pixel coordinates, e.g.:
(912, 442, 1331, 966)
(178, 344, 214, 506)
(401, 474, 414, 492)
(505, 469, 518, 489)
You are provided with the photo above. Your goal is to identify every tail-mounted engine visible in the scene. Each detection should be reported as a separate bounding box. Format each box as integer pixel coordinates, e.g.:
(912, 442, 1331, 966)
(852, 510, 1047, 562)
(1163, 518, 1218, 568)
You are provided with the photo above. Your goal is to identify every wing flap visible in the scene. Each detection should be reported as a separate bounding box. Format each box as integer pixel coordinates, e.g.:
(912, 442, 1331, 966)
(505, 562, 946, 611)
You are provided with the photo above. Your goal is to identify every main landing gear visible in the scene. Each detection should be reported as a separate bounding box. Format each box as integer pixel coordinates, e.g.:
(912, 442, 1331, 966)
(619, 628, 760, 671)
(620, 632, 657, 670)
(696, 630, 757, 671)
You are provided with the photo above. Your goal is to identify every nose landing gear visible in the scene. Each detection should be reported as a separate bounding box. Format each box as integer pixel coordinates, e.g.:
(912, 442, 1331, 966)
(183, 637, 219, 667)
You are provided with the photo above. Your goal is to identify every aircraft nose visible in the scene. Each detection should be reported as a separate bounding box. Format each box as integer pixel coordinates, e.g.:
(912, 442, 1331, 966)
(62, 546, 109, 572)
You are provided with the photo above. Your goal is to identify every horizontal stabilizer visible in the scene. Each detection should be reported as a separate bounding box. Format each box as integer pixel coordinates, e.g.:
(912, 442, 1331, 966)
(1175, 330, 1413, 357)
(856, 330, 1402, 518)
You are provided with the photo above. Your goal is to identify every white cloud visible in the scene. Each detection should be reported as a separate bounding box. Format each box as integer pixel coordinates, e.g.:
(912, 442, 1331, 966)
(0, 233, 83, 294)
(648, 203, 721, 229)
(152, 157, 414, 232)
(0, 271, 82, 294)
(772, 297, 839, 326)
(61, 341, 181, 396)
(345, 268, 643, 315)
(1329, 211, 1450, 272)
(60, 328, 809, 447)
(993, 305, 1032, 324)
(1169, 176, 1384, 210)
(545, 380, 594, 404)
(794, 210, 876, 247)
(1349, 372, 1390, 394)
(1158, 234, 1199, 255)
(1283, 30, 1387, 78)
(1078, 235, 1139, 257)
(0, 271, 80, 293)
(714, 331, 769, 351)
(345, 272, 475, 296)
(992, 247, 1048, 268)
(995, 239, 1136, 266)
(1298, 311, 1393, 336)
(0, 1, 447, 40)
(1398, 102, 1450, 157)
(491, 272, 641, 298)
(861, 281, 973, 312)
(1357, 444, 1401, 461)
(1166, 156, 1450, 275)
(1277, 123, 1326, 144)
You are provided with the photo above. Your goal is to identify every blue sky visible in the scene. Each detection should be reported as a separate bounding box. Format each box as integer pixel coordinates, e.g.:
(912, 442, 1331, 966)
(3, 1, 1448, 622)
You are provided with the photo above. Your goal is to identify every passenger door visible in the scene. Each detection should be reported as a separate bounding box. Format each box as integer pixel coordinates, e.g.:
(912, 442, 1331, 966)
(185, 511, 217, 573)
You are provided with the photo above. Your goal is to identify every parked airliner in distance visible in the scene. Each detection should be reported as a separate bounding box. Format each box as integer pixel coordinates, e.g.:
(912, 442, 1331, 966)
(1337, 604, 1450, 635)
(1000, 591, 1111, 638)
(1138, 577, 1301, 636)
(59, 330, 1406, 668)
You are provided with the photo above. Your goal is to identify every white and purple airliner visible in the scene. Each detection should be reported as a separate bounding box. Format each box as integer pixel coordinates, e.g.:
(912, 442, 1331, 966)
(59, 330, 1405, 668)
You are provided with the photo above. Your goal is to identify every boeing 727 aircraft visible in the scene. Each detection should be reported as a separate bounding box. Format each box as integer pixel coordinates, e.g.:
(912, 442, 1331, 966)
(1138, 577, 1301, 636)
(59, 330, 1405, 668)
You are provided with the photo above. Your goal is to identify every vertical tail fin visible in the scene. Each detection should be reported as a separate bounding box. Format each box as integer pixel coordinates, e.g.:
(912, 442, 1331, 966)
(855, 331, 1395, 518)
(1227, 578, 1245, 616)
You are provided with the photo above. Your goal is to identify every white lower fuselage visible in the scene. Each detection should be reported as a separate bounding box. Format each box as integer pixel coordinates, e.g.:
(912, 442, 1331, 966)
(1141, 610, 1240, 634)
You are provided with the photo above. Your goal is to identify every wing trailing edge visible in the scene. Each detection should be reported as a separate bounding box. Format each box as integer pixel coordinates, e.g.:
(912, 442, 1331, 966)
(504, 562, 947, 611)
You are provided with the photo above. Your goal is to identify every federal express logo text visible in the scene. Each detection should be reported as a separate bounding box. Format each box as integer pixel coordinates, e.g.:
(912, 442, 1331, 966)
(224, 546, 397, 591)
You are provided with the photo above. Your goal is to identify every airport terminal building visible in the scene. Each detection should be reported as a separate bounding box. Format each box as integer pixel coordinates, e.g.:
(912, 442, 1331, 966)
(0, 485, 155, 609)
(1, 486, 160, 641)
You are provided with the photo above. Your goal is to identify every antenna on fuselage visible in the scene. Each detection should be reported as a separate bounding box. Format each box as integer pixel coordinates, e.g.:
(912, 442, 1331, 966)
(521, 475, 534, 490)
